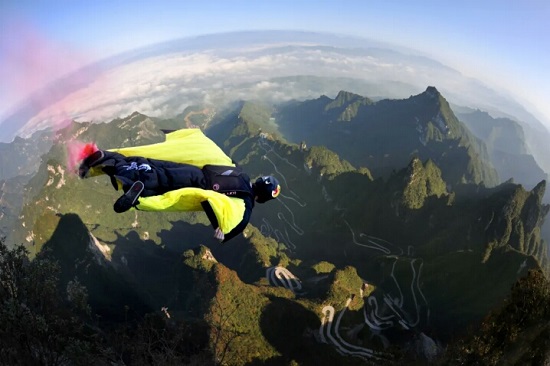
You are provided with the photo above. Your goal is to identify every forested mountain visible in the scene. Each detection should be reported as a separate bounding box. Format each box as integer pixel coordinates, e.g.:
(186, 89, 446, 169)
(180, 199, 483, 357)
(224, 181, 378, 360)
(0, 89, 548, 364)
(275, 87, 499, 188)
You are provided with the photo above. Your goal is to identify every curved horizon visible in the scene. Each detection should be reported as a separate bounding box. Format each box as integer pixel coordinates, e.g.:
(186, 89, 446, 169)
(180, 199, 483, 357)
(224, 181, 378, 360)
(1, 0, 549, 127)
(0, 30, 546, 144)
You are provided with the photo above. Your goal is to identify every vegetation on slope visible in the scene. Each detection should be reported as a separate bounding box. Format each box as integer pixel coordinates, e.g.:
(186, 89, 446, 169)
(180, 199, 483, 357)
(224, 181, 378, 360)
(441, 269, 550, 365)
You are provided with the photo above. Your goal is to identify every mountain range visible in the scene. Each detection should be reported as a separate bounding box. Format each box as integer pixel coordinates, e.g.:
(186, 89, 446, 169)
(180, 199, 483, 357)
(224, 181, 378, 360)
(1, 87, 549, 364)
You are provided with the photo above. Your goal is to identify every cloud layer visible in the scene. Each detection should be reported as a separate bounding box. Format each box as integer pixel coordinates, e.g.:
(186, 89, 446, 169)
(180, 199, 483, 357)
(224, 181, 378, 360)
(10, 38, 541, 142)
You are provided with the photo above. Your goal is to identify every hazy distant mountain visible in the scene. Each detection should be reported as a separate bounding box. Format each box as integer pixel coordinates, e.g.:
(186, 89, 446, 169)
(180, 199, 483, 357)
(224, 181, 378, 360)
(454, 107, 548, 189)
(0, 129, 55, 181)
(1, 90, 548, 363)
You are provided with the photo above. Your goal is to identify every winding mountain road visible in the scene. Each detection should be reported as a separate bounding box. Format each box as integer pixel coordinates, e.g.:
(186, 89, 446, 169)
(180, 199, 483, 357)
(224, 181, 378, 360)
(266, 266, 302, 293)
(319, 298, 387, 360)
(257, 136, 431, 359)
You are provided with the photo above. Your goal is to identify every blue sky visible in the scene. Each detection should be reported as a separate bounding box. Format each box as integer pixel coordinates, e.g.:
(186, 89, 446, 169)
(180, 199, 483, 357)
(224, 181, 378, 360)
(1, 0, 549, 123)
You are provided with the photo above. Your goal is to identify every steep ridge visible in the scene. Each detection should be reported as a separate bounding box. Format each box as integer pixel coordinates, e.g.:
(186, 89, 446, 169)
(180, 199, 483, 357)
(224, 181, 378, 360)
(275, 86, 499, 187)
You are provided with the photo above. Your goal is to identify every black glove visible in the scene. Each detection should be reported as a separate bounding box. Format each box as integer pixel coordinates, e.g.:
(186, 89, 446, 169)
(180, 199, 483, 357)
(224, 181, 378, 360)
(78, 150, 104, 178)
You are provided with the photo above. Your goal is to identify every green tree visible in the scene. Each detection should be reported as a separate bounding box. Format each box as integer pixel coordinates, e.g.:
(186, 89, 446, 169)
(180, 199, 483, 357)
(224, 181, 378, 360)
(440, 269, 550, 365)
(0, 240, 104, 365)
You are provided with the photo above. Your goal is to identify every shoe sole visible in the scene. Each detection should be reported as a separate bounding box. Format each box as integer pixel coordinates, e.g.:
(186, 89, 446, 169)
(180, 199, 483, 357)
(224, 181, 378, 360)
(114, 181, 144, 213)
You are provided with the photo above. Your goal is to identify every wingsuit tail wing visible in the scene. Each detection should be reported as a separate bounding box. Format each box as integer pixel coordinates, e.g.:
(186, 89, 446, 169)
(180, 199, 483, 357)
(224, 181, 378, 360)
(109, 129, 235, 168)
(136, 187, 245, 234)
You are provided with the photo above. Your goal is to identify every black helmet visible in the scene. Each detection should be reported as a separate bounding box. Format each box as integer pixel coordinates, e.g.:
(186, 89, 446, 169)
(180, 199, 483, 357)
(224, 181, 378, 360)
(254, 176, 281, 203)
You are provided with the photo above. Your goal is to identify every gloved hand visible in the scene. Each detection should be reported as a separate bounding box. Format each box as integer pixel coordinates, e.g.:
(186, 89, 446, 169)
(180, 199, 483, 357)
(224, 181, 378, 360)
(78, 150, 104, 178)
(214, 227, 225, 242)
(78, 163, 91, 178)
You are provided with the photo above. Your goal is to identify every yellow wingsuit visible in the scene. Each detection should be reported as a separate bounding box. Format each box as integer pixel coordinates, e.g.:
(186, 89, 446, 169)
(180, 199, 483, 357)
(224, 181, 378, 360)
(96, 129, 245, 234)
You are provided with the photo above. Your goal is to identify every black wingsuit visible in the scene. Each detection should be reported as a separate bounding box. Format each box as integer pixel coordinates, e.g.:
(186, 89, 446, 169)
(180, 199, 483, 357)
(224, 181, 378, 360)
(89, 150, 255, 243)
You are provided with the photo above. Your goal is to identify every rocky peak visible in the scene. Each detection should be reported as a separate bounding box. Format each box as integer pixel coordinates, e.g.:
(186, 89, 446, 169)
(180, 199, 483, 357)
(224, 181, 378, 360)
(332, 90, 365, 105)
(325, 90, 373, 121)
(398, 158, 447, 209)
(532, 180, 546, 201)
(425, 86, 440, 99)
